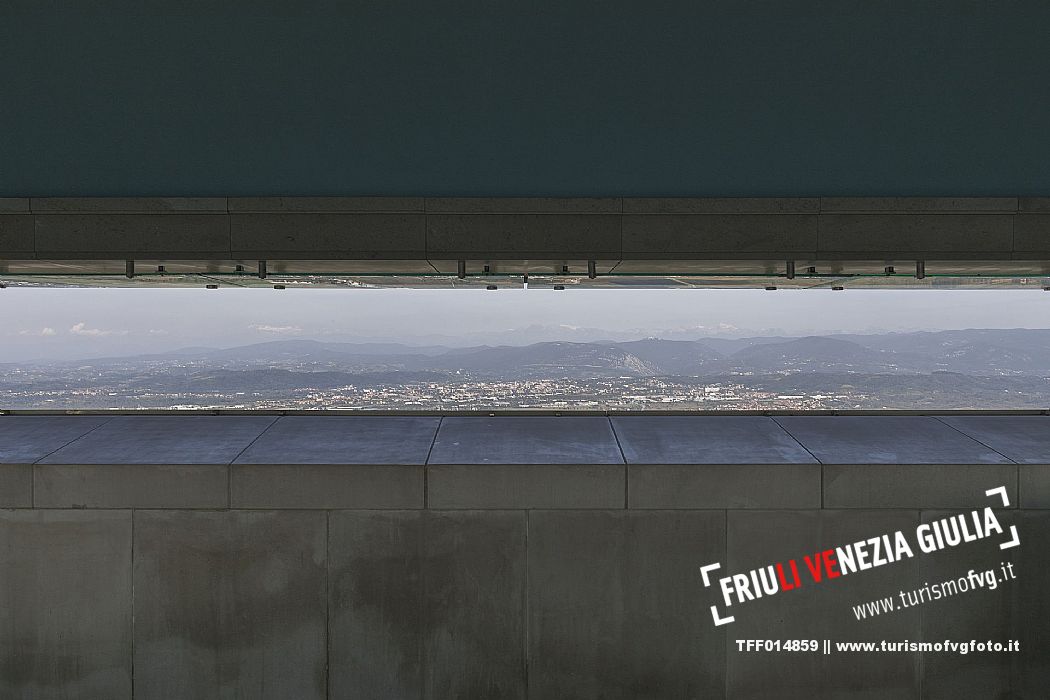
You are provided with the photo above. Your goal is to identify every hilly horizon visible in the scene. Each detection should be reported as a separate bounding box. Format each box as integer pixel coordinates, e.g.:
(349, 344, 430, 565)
(9, 328, 1050, 379)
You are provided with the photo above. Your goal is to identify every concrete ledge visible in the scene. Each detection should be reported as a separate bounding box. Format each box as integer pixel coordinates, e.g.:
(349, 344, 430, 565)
(628, 464, 821, 509)
(428, 416, 624, 465)
(37, 415, 276, 465)
(612, 416, 817, 464)
(0, 415, 112, 463)
(0, 465, 32, 508)
(823, 463, 1018, 509)
(233, 415, 439, 465)
(938, 415, 1050, 463)
(34, 464, 229, 509)
(231, 464, 423, 509)
(427, 464, 624, 509)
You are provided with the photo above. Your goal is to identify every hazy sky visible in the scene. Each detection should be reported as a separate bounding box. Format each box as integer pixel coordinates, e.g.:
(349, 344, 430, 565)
(2, 288, 1050, 362)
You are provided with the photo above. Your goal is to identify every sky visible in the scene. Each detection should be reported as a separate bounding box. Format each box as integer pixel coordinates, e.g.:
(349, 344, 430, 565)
(2, 287, 1050, 362)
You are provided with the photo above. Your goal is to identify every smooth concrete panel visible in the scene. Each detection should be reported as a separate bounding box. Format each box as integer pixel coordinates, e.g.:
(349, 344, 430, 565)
(1019, 197, 1050, 212)
(134, 510, 327, 700)
(425, 213, 621, 257)
(820, 197, 1018, 212)
(228, 196, 423, 212)
(528, 510, 725, 699)
(1019, 464, 1050, 508)
(611, 416, 816, 464)
(918, 510, 1018, 700)
(0, 510, 132, 699)
(623, 197, 819, 214)
(0, 415, 111, 463)
(426, 197, 619, 213)
(34, 464, 227, 508)
(938, 415, 1050, 463)
(776, 416, 1011, 464)
(329, 510, 526, 700)
(726, 510, 921, 699)
(230, 213, 426, 258)
(629, 463, 820, 509)
(31, 197, 227, 213)
(39, 415, 275, 464)
(428, 416, 624, 464)
(234, 415, 439, 464)
(824, 463, 1017, 509)
(1013, 214, 1050, 255)
(0, 465, 31, 507)
(622, 213, 817, 256)
(817, 214, 1013, 255)
(231, 464, 423, 509)
(0, 198, 30, 212)
(427, 463, 623, 509)
(1015, 511, 1050, 697)
(34, 214, 230, 256)
(0, 213, 34, 255)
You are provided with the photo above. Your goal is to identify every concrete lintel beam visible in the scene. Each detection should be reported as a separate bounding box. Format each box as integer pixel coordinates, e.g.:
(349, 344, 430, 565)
(2, 197, 1048, 261)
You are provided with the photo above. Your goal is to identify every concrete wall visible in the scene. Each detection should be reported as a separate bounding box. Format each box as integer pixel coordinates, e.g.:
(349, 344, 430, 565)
(1, 414, 1048, 697)
(3, 196, 1049, 261)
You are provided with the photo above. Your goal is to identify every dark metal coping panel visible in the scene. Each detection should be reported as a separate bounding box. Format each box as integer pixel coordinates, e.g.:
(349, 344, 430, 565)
(1, 413, 1045, 466)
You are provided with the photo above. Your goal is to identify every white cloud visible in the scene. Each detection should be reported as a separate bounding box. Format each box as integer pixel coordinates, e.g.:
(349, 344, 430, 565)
(17, 327, 57, 337)
(69, 322, 129, 337)
(248, 324, 303, 334)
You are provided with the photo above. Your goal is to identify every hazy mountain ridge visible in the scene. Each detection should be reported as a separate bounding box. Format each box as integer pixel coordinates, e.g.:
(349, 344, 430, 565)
(6, 328, 1050, 379)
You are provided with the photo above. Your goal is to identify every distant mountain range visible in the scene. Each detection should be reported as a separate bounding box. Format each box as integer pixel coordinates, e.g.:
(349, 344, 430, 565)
(17, 328, 1050, 379)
